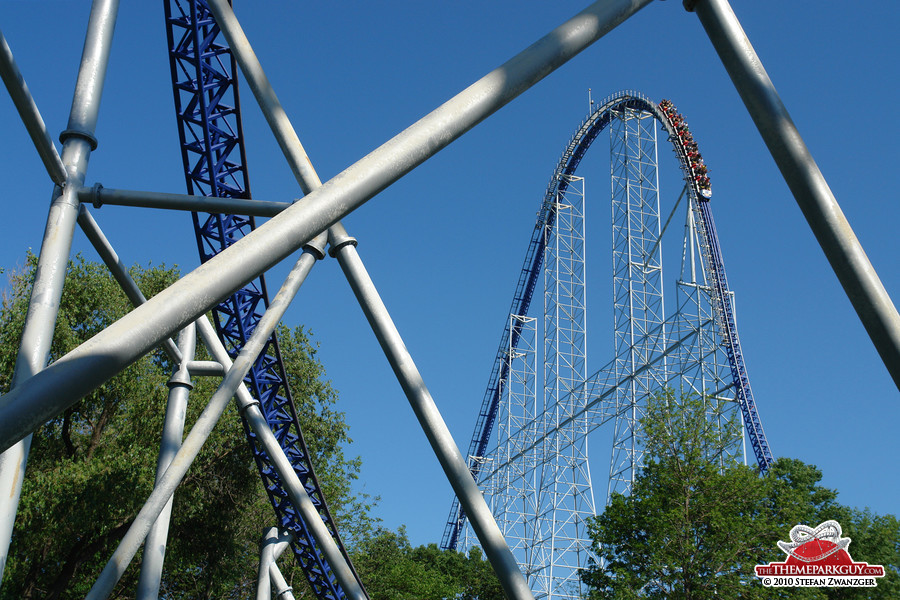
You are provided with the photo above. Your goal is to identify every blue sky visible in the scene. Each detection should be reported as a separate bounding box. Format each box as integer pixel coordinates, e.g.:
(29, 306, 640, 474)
(1, 0, 898, 552)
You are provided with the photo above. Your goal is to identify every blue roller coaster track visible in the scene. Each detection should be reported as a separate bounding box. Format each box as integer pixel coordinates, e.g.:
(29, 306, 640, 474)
(441, 90, 773, 551)
(163, 2, 363, 597)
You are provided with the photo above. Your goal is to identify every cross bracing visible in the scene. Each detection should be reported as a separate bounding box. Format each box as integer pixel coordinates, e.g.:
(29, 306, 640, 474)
(1, 1, 897, 599)
(448, 91, 773, 599)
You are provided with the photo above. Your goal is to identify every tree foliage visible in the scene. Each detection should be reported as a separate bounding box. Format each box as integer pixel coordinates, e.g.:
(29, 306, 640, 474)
(347, 527, 504, 600)
(0, 255, 373, 599)
(581, 390, 899, 600)
(0, 254, 509, 599)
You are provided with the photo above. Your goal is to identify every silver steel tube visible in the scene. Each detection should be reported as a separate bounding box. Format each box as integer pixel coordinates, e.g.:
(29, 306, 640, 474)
(270, 563, 296, 600)
(205, 0, 322, 195)
(62, 0, 118, 147)
(256, 526, 292, 599)
(0, 0, 652, 456)
(78, 185, 291, 217)
(330, 227, 533, 599)
(269, 531, 294, 600)
(0, 0, 119, 581)
(0, 28, 67, 185)
(84, 249, 360, 600)
(174, 4, 526, 591)
(692, 0, 900, 388)
(136, 325, 196, 600)
(186, 360, 226, 377)
(256, 528, 279, 600)
(77, 204, 182, 363)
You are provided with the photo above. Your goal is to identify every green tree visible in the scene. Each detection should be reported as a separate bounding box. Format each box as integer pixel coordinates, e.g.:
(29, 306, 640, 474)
(822, 506, 900, 600)
(0, 255, 374, 599)
(349, 527, 503, 600)
(581, 390, 899, 600)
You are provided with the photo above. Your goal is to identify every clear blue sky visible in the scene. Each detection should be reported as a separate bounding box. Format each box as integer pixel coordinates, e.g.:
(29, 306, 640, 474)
(1, 0, 898, 551)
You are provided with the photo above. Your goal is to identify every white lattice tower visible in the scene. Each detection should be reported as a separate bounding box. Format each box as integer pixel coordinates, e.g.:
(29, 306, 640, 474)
(607, 107, 667, 497)
(526, 175, 594, 600)
(487, 314, 541, 569)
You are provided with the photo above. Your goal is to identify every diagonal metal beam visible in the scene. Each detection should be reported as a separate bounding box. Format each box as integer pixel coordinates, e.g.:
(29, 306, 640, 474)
(689, 0, 900, 389)
(0, 0, 653, 462)
(0, 28, 67, 185)
(329, 223, 537, 599)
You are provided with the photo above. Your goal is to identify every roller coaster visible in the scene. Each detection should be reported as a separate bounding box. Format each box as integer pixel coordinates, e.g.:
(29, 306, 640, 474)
(0, 1, 897, 599)
(441, 90, 773, 599)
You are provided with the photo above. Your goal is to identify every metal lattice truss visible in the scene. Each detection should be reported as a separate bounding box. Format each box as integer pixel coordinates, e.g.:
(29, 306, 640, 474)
(452, 92, 763, 600)
(164, 1, 357, 596)
(608, 107, 667, 497)
(534, 175, 593, 598)
(1, 1, 898, 599)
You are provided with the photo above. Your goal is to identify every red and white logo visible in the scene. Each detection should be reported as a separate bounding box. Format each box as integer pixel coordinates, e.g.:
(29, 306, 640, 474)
(756, 520, 885, 587)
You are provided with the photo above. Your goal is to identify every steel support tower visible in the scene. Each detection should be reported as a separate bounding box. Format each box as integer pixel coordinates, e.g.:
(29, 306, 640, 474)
(607, 106, 666, 497)
(531, 175, 593, 598)
(482, 315, 539, 567)
(445, 91, 773, 600)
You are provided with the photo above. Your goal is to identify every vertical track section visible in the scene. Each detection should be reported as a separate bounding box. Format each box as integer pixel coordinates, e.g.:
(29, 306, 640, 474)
(695, 200, 773, 470)
(164, 2, 361, 597)
(657, 99, 773, 472)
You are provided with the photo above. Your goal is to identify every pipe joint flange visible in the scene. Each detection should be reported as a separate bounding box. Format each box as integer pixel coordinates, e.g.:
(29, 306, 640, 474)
(166, 368, 193, 390)
(274, 587, 294, 599)
(237, 398, 261, 416)
(90, 182, 104, 208)
(327, 236, 358, 258)
(683, 0, 699, 12)
(303, 242, 327, 261)
(59, 128, 98, 151)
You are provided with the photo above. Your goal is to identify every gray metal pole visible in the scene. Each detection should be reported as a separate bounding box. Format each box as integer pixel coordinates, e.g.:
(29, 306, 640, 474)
(329, 224, 534, 599)
(204, 6, 530, 590)
(256, 527, 292, 600)
(689, 0, 900, 389)
(0, 0, 119, 582)
(85, 248, 371, 600)
(0, 0, 652, 456)
(78, 185, 291, 217)
(0, 28, 67, 186)
(257, 528, 277, 600)
(270, 563, 296, 600)
(136, 324, 196, 600)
